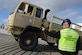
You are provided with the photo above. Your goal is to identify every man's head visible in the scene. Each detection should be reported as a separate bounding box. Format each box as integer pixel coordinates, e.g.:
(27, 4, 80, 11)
(62, 19, 71, 28)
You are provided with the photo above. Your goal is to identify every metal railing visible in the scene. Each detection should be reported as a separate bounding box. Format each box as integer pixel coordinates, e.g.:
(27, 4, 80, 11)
(53, 16, 82, 28)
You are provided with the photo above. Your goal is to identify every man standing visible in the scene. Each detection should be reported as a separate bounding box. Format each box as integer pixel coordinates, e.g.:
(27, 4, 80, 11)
(41, 19, 80, 55)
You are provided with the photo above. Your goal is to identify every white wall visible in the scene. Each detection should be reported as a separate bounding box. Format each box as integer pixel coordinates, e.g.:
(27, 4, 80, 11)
(72, 23, 82, 31)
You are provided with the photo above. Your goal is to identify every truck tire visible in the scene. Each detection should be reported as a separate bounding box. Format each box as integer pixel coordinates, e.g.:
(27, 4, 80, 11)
(19, 32, 38, 51)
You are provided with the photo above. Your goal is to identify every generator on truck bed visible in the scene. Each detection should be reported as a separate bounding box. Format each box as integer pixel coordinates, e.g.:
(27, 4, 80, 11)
(7, 1, 82, 51)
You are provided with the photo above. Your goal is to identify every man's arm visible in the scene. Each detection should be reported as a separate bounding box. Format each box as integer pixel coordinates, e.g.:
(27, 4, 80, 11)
(76, 36, 81, 54)
(44, 30, 60, 38)
(41, 26, 60, 38)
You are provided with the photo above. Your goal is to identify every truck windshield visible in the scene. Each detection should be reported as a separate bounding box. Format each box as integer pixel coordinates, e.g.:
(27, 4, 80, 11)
(27, 5, 33, 16)
(18, 3, 25, 14)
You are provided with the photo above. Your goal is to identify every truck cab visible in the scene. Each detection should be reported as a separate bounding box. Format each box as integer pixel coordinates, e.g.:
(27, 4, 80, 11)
(8, 1, 44, 35)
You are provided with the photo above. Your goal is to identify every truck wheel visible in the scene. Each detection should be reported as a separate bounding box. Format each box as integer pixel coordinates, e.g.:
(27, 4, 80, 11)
(19, 32, 38, 51)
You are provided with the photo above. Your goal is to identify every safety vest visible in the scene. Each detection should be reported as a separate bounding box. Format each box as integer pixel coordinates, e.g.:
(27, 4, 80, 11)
(58, 28, 79, 52)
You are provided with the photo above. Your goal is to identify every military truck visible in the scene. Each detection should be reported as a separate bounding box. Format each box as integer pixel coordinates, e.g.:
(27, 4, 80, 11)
(7, 1, 82, 51)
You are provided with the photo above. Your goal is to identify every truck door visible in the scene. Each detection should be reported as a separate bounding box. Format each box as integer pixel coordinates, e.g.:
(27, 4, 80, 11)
(33, 8, 43, 28)
(14, 3, 35, 28)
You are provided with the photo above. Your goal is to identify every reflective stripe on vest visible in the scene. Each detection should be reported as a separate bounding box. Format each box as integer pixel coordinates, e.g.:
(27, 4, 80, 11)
(58, 28, 79, 52)
(59, 45, 76, 52)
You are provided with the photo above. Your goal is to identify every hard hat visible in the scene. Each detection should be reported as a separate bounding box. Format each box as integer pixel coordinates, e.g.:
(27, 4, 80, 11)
(62, 19, 71, 25)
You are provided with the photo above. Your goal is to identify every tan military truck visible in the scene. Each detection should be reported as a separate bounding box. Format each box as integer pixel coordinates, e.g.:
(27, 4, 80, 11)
(7, 1, 82, 51)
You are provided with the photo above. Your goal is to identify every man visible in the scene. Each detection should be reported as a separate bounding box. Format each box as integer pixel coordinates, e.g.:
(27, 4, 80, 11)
(41, 19, 80, 55)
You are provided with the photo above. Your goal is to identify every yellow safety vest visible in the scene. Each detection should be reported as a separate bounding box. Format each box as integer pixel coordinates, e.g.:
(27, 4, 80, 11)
(58, 28, 79, 52)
